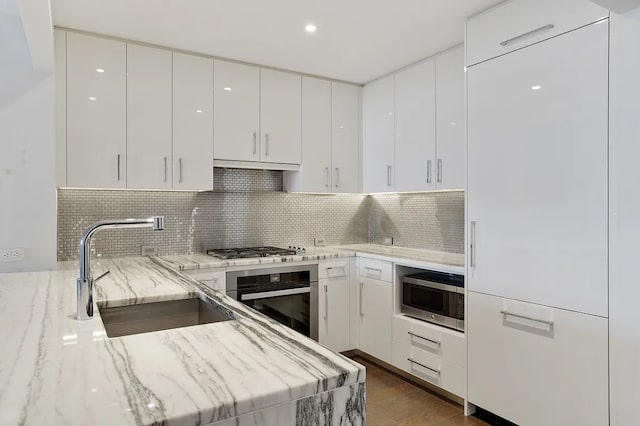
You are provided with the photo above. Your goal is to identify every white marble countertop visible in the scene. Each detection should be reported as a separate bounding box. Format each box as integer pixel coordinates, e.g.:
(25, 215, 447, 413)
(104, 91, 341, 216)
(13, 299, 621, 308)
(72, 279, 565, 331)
(0, 257, 364, 426)
(160, 244, 464, 275)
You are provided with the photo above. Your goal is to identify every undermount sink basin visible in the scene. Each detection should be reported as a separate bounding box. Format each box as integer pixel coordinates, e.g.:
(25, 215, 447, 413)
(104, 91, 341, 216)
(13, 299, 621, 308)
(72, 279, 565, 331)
(98, 297, 235, 338)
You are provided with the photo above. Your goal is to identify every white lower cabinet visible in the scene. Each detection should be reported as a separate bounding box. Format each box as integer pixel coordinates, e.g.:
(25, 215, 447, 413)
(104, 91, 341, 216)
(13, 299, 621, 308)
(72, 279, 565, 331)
(318, 259, 351, 352)
(467, 291, 608, 426)
(357, 258, 393, 363)
(391, 314, 466, 397)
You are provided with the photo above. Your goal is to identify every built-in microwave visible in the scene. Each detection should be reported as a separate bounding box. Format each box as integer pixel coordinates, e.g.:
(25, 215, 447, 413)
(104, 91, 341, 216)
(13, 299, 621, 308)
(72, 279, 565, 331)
(401, 270, 464, 331)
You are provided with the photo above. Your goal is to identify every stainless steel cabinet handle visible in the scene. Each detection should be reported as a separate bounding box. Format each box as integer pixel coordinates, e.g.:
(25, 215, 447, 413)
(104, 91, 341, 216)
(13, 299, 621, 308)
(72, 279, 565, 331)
(427, 160, 432, 184)
(408, 331, 441, 346)
(324, 284, 328, 322)
(163, 157, 167, 182)
(325, 167, 329, 188)
(500, 24, 555, 47)
(387, 166, 392, 186)
(117, 154, 121, 181)
(359, 282, 364, 317)
(335, 168, 340, 188)
(364, 267, 382, 274)
(437, 159, 443, 183)
(253, 132, 257, 155)
(470, 221, 477, 268)
(178, 158, 183, 183)
(407, 358, 440, 375)
(500, 310, 554, 327)
(265, 133, 270, 156)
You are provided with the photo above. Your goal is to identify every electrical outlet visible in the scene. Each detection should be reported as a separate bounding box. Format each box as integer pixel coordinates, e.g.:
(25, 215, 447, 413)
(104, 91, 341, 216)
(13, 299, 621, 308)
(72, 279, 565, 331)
(382, 237, 394, 246)
(314, 237, 326, 247)
(141, 245, 158, 256)
(0, 248, 25, 262)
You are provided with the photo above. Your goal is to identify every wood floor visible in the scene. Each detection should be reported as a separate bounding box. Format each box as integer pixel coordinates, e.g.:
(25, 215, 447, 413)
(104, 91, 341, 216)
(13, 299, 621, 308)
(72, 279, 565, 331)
(352, 356, 488, 426)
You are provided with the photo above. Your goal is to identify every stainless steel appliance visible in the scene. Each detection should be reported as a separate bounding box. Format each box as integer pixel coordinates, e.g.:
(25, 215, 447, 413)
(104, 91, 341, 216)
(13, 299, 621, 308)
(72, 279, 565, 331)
(226, 264, 318, 340)
(401, 270, 464, 331)
(207, 246, 298, 259)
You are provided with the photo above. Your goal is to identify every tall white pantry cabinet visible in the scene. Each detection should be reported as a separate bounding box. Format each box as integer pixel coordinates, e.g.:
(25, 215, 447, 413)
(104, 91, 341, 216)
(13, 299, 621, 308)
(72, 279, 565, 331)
(465, 1, 610, 425)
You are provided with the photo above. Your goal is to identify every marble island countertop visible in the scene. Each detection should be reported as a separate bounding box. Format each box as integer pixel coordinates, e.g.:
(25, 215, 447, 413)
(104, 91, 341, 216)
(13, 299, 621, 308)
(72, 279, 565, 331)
(160, 244, 465, 274)
(0, 257, 365, 426)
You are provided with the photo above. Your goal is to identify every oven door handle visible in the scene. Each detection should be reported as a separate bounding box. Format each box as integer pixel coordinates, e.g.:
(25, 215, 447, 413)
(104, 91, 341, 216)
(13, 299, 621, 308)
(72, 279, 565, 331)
(240, 287, 310, 301)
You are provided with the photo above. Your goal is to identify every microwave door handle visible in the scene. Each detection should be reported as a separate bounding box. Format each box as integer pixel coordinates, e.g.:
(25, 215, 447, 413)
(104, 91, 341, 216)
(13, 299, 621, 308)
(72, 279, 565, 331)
(241, 287, 310, 301)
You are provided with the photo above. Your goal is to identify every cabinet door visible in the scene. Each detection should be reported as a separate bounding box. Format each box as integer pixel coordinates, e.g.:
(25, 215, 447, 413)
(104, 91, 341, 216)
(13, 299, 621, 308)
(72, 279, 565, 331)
(358, 277, 392, 363)
(394, 59, 436, 192)
(364, 75, 395, 193)
(54, 29, 66, 187)
(172, 52, 213, 190)
(319, 277, 351, 352)
(467, 291, 608, 426)
(298, 77, 332, 192)
(213, 60, 260, 162)
(332, 82, 360, 193)
(435, 45, 465, 190)
(260, 69, 302, 164)
(66, 33, 126, 188)
(126, 44, 172, 189)
(467, 22, 608, 316)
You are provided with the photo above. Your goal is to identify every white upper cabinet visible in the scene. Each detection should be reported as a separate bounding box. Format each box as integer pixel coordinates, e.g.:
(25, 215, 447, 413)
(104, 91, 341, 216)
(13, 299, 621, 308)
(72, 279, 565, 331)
(54, 29, 66, 187)
(289, 77, 332, 192)
(364, 75, 395, 193)
(260, 69, 302, 164)
(66, 32, 126, 188)
(126, 44, 172, 190)
(466, 0, 608, 66)
(467, 21, 609, 316)
(172, 52, 214, 191)
(394, 59, 436, 192)
(213, 60, 260, 162)
(435, 45, 466, 190)
(331, 82, 360, 193)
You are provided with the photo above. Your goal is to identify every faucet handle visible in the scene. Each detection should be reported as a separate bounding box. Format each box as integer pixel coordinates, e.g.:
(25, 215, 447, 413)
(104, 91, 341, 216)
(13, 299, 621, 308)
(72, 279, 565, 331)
(152, 216, 165, 231)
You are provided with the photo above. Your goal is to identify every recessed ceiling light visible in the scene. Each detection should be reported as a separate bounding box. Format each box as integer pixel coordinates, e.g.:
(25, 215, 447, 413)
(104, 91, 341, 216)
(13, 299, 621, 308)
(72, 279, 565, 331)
(451, 122, 457, 126)
(196, 109, 203, 113)
(223, 87, 232, 91)
(305, 23, 317, 33)
(96, 68, 104, 73)
(88, 97, 96, 101)
(531, 85, 542, 91)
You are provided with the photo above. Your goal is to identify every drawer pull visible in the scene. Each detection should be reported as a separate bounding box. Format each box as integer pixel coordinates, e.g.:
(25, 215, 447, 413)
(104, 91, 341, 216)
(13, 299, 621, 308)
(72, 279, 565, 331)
(500, 310, 554, 326)
(500, 24, 555, 47)
(407, 358, 440, 375)
(408, 331, 441, 346)
(364, 267, 382, 273)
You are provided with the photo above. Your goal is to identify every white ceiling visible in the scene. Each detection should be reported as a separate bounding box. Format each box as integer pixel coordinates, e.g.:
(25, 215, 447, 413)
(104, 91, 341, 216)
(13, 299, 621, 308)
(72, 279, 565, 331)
(52, 0, 504, 84)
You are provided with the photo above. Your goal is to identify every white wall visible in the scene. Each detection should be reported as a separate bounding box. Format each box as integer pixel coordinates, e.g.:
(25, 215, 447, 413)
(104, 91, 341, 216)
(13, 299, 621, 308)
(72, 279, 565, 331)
(609, 8, 640, 426)
(0, 0, 56, 272)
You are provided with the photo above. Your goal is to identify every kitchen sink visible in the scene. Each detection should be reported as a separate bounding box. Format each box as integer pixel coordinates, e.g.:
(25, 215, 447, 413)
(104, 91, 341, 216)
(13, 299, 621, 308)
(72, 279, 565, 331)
(98, 297, 235, 338)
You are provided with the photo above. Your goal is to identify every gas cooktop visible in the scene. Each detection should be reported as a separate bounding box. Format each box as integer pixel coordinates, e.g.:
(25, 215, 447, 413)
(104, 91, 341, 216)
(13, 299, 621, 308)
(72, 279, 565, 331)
(206, 246, 299, 260)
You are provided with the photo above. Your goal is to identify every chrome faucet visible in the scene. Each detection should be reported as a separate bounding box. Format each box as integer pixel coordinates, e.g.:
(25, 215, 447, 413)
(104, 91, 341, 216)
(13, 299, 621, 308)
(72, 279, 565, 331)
(76, 216, 165, 320)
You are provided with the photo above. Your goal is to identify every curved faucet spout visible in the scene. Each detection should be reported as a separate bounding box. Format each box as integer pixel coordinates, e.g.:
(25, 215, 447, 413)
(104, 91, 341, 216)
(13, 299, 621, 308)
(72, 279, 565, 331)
(76, 216, 165, 320)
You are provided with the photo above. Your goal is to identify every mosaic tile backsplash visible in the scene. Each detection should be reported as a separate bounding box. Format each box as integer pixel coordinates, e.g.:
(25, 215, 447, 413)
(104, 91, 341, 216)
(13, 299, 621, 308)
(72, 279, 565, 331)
(57, 169, 464, 260)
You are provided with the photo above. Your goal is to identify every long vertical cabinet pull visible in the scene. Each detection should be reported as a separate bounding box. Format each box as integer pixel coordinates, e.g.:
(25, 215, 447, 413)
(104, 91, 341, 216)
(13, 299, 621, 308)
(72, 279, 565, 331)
(163, 157, 168, 182)
(324, 284, 329, 323)
(437, 159, 443, 183)
(470, 221, 477, 268)
(387, 166, 392, 186)
(178, 158, 183, 183)
(265, 133, 270, 156)
(335, 168, 340, 188)
(117, 154, 121, 181)
(253, 132, 257, 155)
(325, 167, 330, 188)
(427, 160, 432, 183)
(359, 282, 364, 317)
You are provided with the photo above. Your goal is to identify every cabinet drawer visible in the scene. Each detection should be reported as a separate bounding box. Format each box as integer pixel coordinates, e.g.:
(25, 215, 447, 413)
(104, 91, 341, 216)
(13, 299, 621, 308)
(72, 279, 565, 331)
(466, 0, 608, 66)
(468, 291, 608, 426)
(392, 315, 466, 367)
(183, 269, 226, 291)
(318, 259, 350, 279)
(358, 258, 392, 282)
